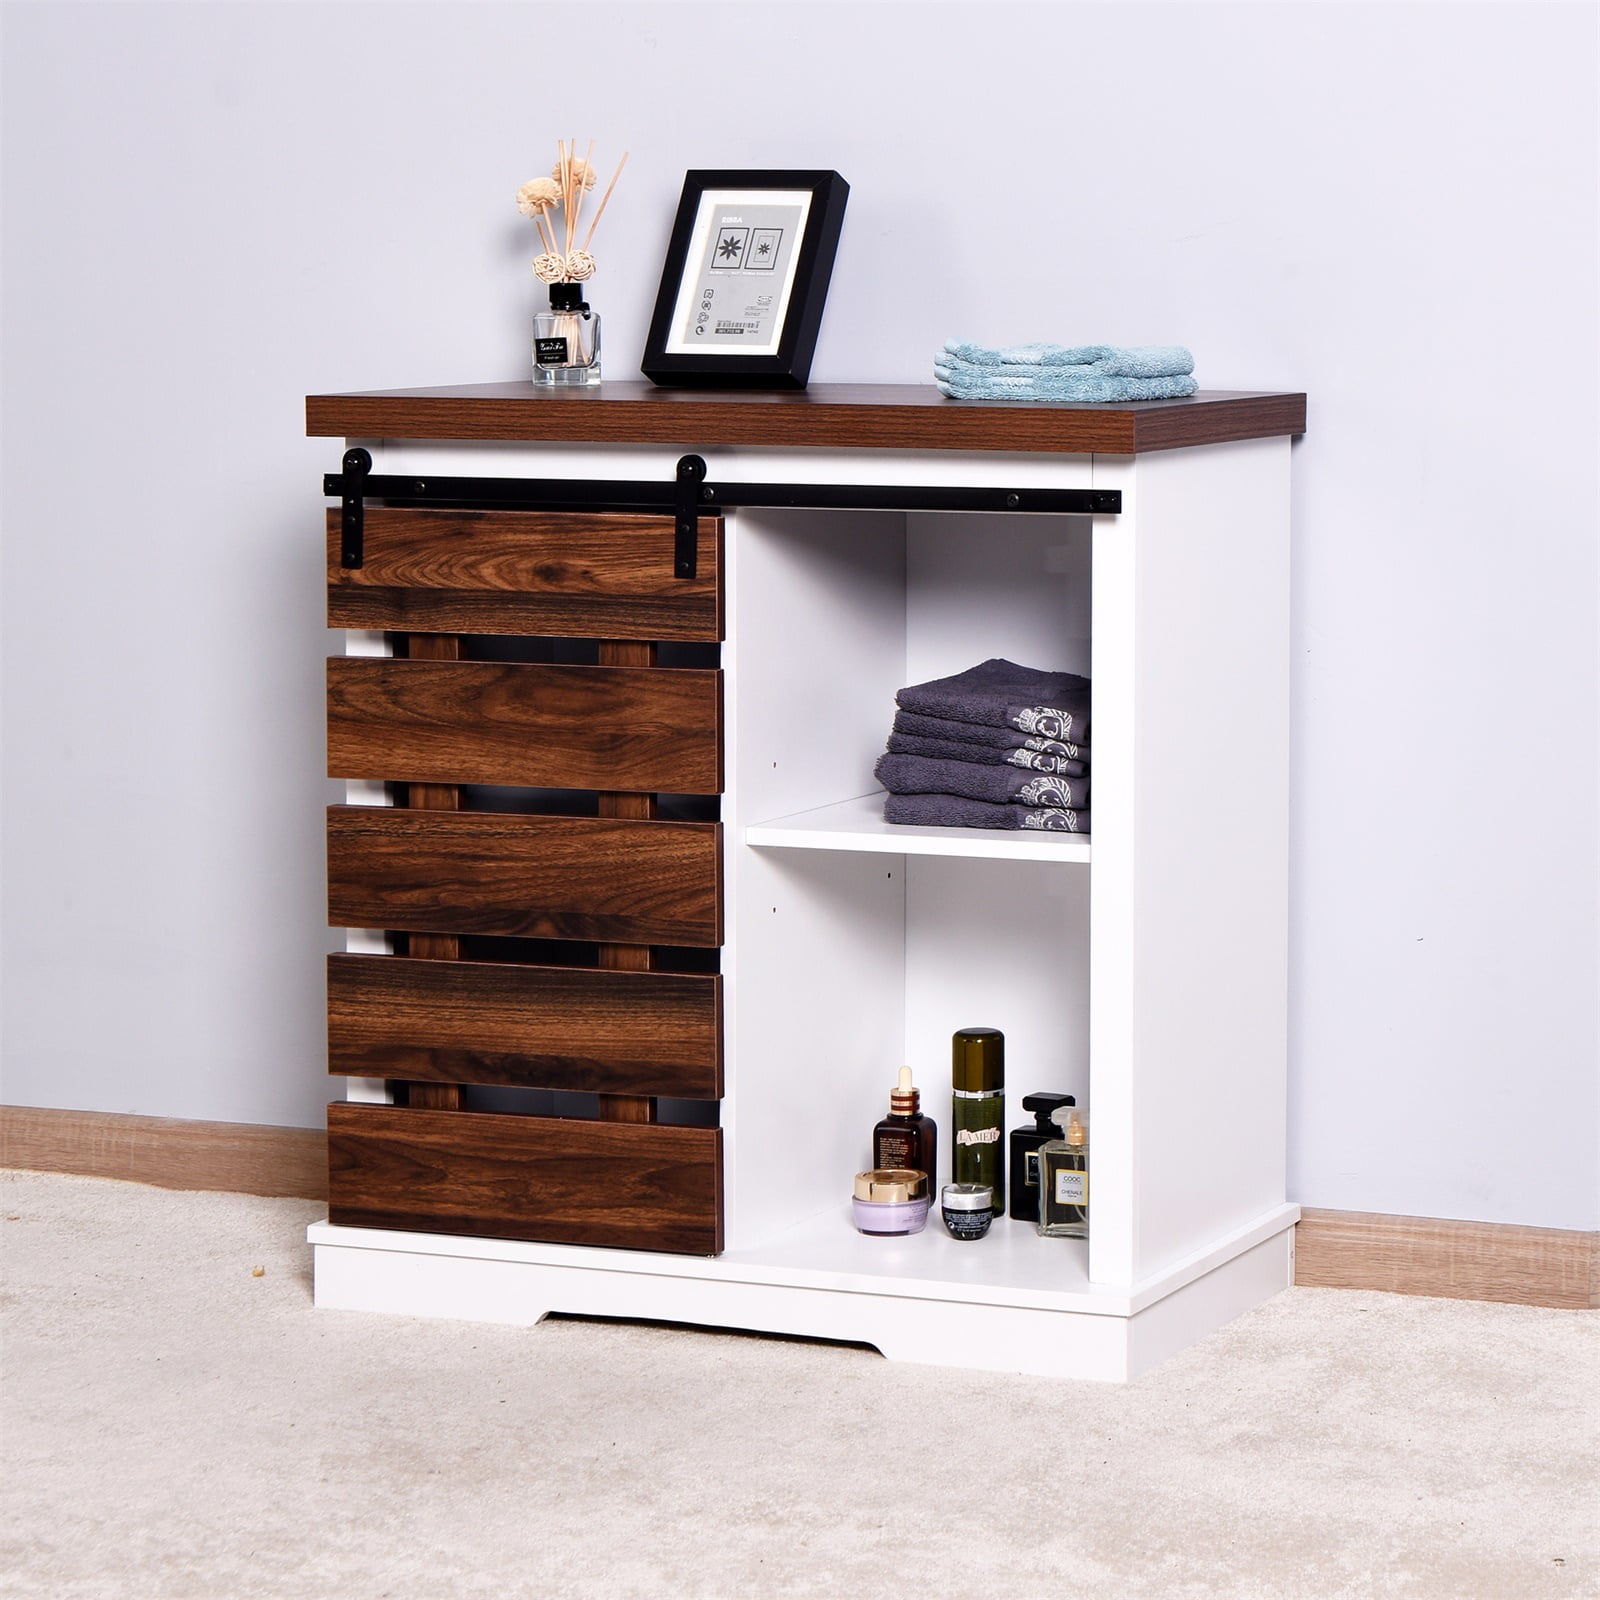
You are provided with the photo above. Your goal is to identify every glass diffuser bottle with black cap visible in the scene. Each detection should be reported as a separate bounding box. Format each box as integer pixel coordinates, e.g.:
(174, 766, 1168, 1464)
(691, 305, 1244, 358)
(951, 1027, 1004, 1210)
(533, 281, 601, 385)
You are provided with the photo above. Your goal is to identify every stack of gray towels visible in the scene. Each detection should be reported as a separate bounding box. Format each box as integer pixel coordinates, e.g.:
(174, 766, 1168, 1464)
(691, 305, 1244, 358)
(875, 658, 1089, 834)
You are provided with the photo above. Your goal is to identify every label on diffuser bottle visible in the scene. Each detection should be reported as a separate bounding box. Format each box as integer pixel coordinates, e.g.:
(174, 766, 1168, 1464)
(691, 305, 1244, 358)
(1054, 1169, 1088, 1206)
(535, 336, 571, 366)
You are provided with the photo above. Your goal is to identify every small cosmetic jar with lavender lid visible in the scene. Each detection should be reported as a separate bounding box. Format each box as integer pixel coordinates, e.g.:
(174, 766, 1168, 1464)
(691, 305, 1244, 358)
(940, 1182, 995, 1240)
(852, 1169, 931, 1236)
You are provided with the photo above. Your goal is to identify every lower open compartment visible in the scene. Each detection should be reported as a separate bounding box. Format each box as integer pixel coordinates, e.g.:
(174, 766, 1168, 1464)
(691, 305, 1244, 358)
(722, 843, 1092, 1265)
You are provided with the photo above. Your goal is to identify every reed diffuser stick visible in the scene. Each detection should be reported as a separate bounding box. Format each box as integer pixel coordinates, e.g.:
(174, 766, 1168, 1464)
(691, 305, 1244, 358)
(569, 140, 582, 256)
(570, 138, 595, 251)
(582, 151, 629, 252)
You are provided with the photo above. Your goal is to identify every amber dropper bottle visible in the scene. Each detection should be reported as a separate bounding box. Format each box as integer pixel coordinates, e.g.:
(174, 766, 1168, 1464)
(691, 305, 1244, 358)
(873, 1067, 937, 1188)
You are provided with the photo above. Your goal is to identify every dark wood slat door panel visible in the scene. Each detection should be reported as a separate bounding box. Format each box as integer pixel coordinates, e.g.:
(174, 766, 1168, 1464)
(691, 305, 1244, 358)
(327, 955, 722, 1098)
(326, 659, 722, 793)
(327, 1102, 723, 1255)
(326, 808, 722, 946)
(326, 508, 723, 641)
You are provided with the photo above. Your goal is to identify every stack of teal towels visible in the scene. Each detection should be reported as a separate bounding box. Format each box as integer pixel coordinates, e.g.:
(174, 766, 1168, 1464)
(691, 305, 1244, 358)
(934, 342, 1196, 403)
(875, 658, 1090, 834)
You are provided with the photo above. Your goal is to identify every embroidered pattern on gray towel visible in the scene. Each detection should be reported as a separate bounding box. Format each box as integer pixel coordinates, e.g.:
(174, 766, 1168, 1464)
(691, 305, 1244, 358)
(1016, 775, 1081, 807)
(1012, 705, 1078, 741)
(1021, 808, 1086, 833)
(1002, 747, 1085, 775)
(1024, 812, 1088, 838)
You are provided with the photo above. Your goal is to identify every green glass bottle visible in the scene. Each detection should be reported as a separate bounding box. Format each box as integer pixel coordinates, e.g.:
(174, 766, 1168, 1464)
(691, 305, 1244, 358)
(951, 1027, 1004, 1212)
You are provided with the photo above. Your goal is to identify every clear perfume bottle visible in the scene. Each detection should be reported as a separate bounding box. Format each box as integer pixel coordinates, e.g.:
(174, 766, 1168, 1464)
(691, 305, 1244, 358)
(1037, 1107, 1088, 1238)
(533, 281, 600, 385)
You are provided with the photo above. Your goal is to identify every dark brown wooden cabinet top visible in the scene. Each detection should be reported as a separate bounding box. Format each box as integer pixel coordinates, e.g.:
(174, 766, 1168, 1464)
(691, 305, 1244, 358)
(306, 381, 1305, 455)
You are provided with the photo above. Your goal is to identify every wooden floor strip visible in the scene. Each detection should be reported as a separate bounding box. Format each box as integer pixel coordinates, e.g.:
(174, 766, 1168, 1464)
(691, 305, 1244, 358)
(1, 1105, 326, 1200)
(1295, 1206, 1598, 1310)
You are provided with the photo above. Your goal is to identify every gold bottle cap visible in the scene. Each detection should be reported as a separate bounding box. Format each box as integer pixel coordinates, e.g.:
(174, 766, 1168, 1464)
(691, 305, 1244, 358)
(854, 1168, 929, 1203)
(1066, 1110, 1087, 1145)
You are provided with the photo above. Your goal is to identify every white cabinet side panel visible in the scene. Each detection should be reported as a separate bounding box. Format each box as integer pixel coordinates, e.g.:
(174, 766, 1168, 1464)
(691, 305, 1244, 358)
(1087, 499, 1138, 1284)
(1107, 438, 1293, 1284)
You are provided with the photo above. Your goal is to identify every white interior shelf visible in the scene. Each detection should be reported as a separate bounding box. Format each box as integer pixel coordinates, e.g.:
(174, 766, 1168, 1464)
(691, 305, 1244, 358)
(745, 791, 1093, 863)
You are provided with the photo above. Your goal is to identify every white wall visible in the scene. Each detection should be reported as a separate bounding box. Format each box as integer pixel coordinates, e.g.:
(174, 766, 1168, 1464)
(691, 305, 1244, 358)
(2, 1, 1595, 1229)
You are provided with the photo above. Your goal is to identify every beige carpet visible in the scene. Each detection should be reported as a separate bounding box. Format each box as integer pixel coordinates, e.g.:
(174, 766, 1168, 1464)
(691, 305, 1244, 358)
(1, 1171, 1595, 1599)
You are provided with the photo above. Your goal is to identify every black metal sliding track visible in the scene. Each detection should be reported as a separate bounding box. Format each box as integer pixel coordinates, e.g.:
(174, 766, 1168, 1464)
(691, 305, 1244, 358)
(326, 449, 1122, 577)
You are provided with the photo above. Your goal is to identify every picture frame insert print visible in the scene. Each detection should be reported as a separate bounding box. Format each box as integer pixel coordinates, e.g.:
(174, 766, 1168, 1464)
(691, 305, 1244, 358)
(642, 169, 849, 389)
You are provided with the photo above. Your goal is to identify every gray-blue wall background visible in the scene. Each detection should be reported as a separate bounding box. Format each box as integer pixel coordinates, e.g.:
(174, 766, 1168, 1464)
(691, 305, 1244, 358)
(2, 1, 1596, 1230)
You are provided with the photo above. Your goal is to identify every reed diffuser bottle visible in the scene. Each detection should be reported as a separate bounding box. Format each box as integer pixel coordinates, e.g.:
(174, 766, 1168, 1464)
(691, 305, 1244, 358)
(516, 140, 628, 387)
(951, 1027, 1004, 1210)
(533, 282, 600, 385)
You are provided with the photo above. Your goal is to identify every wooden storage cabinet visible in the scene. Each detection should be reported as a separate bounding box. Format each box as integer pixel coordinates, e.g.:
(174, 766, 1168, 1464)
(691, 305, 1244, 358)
(323, 501, 727, 1256)
(307, 383, 1306, 1382)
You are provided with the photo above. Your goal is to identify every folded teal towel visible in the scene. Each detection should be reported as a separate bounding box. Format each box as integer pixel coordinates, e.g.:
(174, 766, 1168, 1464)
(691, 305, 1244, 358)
(942, 342, 1194, 378)
(935, 365, 1199, 402)
(935, 340, 1198, 402)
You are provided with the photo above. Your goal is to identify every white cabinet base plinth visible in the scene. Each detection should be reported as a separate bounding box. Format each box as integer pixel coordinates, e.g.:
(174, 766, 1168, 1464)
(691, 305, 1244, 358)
(309, 1206, 1296, 1384)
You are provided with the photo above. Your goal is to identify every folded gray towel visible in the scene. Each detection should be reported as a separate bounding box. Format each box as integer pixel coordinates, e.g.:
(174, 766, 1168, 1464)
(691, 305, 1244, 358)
(894, 708, 1088, 762)
(884, 792, 1089, 834)
(886, 731, 1087, 776)
(876, 752, 1089, 810)
(896, 659, 1090, 743)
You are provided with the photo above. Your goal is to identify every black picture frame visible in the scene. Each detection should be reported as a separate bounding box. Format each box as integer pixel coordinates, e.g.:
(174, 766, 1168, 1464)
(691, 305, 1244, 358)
(642, 169, 849, 390)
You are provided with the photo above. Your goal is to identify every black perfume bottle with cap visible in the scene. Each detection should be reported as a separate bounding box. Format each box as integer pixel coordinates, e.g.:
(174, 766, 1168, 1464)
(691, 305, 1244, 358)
(1009, 1092, 1077, 1223)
